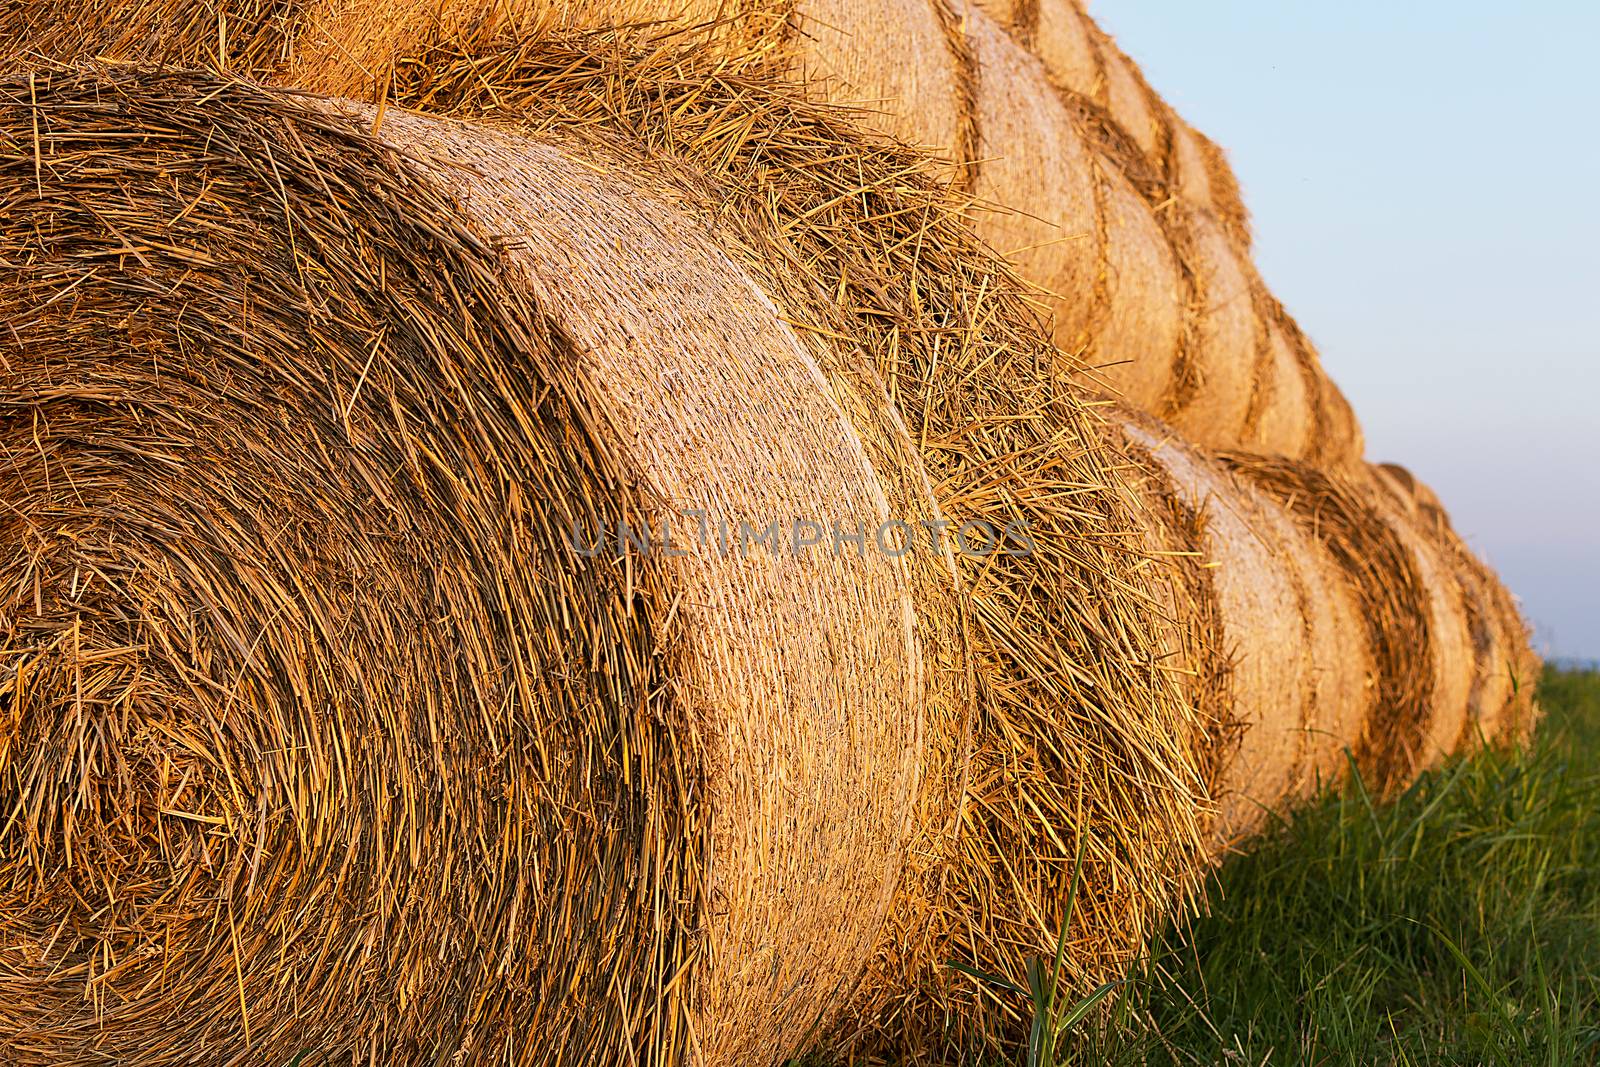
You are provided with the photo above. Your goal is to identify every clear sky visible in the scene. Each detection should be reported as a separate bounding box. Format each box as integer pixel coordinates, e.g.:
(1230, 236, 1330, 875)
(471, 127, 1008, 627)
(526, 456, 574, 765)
(1094, 0, 1600, 661)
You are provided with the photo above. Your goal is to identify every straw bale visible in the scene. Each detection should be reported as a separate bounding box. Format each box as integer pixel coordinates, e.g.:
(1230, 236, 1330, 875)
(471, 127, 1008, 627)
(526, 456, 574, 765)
(1362, 474, 1476, 771)
(0, 66, 932, 1066)
(1222, 456, 1456, 792)
(973, 0, 1250, 244)
(1243, 316, 1316, 460)
(787, 0, 971, 164)
(388, 35, 1220, 1061)
(1168, 119, 1218, 225)
(1375, 464, 1541, 747)
(1026, 0, 1098, 95)
(1095, 155, 1185, 413)
(0, 58, 1216, 1064)
(962, 3, 1100, 349)
(1311, 367, 1366, 469)
(1164, 209, 1258, 445)
(1093, 35, 1161, 161)
(1120, 419, 1371, 842)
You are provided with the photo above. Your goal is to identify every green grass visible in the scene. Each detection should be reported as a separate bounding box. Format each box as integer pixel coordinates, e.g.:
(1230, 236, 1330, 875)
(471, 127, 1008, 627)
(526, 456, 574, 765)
(1082, 666, 1600, 1066)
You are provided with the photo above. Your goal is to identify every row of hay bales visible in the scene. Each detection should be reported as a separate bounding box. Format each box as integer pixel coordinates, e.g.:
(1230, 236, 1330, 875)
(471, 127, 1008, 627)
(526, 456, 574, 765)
(0, 0, 1362, 468)
(0, 41, 1536, 1065)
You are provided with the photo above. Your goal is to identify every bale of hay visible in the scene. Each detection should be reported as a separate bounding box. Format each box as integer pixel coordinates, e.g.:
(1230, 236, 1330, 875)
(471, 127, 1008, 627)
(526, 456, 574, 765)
(1223, 456, 1541, 787)
(336, 36, 1223, 1061)
(0, 65, 933, 1066)
(787, 0, 973, 165)
(1219, 455, 1442, 793)
(1374, 464, 1542, 746)
(1115, 427, 1535, 843)
(1117, 417, 1374, 842)
(0, 23, 1539, 1065)
(0, 0, 1368, 471)
(780, 1, 1363, 469)
(971, 0, 1252, 248)
(0, 61, 1214, 1065)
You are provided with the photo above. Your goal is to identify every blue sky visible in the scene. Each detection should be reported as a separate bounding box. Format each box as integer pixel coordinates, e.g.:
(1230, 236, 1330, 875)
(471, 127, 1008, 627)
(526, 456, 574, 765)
(1095, 0, 1600, 660)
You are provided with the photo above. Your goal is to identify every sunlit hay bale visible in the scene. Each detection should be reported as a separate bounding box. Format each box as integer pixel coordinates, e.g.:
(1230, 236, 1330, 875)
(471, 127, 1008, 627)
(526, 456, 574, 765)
(1116, 416, 1374, 843)
(0, 0, 1365, 470)
(971, 0, 1252, 248)
(1219, 455, 1535, 792)
(0, 61, 1211, 1064)
(786, 0, 973, 165)
(0, 66, 939, 1066)
(382, 35, 1217, 1062)
(1374, 464, 1542, 747)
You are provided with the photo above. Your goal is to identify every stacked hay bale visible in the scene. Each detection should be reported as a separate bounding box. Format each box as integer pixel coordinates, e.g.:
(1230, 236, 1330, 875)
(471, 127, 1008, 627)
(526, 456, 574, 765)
(1375, 464, 1542, 747)
(1117, 423, 1538, 844)
(0, 0, 1363, 466)
(1115, 416, 1375, 842)
(0, 17, 1539, 1067)
(0, 63, 1219, 1064)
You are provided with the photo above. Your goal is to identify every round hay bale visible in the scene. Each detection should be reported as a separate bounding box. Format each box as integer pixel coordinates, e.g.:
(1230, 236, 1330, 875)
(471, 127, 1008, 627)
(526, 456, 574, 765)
(0, 66, 929, 1066)
(787, 0, 971, 165)
(963, 1, 1101, 354)
(1, 56, 1215, 1064)
(1119, 419, 1370, 842)
(1168, 119, 1219, 225)
(1244, 316, 1316, 460)
(379, 35, 1224, 1060)
(1028, 0, 1100, 95)
(1095, 155, 1185, 413)
(1221, 455, 1439, 794)
(1310, 365, 1367, 470)
(1165, 209, 1259, 446)
(1090, 31, 1162, 161)
(1360, 472, 1476, 770)
(1374, 464, 1541, 747)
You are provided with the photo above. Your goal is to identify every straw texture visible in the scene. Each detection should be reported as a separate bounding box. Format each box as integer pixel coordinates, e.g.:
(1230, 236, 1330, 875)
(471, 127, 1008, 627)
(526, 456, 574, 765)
(0, 66, 930, 1066)
(0, 59, 1220, 1064)
(0, 0, 1367, 468)
(1221, 455, 1542, 789)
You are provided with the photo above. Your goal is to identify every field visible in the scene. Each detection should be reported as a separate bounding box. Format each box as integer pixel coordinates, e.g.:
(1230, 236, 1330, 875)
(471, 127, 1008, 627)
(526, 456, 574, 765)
(1046, 665, 1599, 1066)
(843, 667, 1600, 1065)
